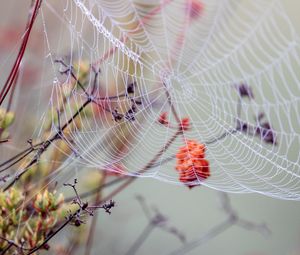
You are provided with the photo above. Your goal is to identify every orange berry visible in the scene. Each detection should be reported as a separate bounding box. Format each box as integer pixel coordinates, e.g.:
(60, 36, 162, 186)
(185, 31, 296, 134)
(175, 140, 210, 188)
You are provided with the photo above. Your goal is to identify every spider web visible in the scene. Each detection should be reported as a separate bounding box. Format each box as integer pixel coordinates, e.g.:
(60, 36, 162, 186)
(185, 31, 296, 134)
(12, 0, 300, 200)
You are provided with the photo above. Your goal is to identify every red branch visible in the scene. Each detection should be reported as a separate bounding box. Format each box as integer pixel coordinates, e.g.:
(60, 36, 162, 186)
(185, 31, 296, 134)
(0, 0, 42, 106)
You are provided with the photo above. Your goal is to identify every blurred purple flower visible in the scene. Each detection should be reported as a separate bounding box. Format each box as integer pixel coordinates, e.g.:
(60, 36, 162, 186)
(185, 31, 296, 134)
(236, 119, 249, 132)
(256, 113, 277, 145)
(235, 83, 254, 99)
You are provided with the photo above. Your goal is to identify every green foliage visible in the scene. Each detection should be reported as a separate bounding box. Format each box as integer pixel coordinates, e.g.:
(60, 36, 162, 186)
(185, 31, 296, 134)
(0, 188, 64, 253)
(0, 107, 15, 140)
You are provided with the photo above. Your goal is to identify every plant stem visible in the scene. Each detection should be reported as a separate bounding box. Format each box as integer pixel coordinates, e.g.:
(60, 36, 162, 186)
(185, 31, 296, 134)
(169, 217, 235, 255)
(6, 69, 19, 113)
(3, 98, 92, 191)
(64, 177, 124, 202)
(26, 210, 78, 255)
(0, 242, 13, 255)
(64, 127, 236, 201)
(0, 0, 42, 106)
(100, 129, 181, 203)
(125, 223, 154, 255)
(163, 84, 181, 123)
(0, 147, 35, 173)
(205, 129, 238, 145)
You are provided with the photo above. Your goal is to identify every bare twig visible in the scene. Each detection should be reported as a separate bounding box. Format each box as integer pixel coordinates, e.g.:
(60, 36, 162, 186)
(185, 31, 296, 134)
(125, 223, 154, 255)
(168, 192, 270, 255)
(0, 140, 43, 171)
(125, 195, 185, 255)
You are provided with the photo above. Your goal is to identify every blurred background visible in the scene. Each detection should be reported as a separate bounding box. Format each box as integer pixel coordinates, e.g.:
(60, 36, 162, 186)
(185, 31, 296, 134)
(0, 1, 300, 255)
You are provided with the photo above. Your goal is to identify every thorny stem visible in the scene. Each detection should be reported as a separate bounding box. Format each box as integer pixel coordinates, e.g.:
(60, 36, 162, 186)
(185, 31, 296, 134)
(0, 0, 42, 106)
(125, 223, 154, 255)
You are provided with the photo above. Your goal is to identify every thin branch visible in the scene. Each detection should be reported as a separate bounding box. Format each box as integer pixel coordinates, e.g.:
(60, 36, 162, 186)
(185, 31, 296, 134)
(169, 217, 235, 255)
(163, 82, 180, 123)
(168, 192, 270, 255)
(84, 172, 106, 255)
(6, 67, 20, 113)
(0, 242, 13, 255)
(0, 174, 10, 183)
(3, 98, 91, 191)
(65, 127, 242, 201)
(0, 140, 43, 171)
(26, 180, 115, 255)
(1, 61, 136, 189)
(205, 129, 238, 145)
(0, 236, 31, 254)
(64, 177, 125, 203)
(126, 194, 186, 255)
(55, 59, 90, 98)
(0, 147, 35, 173)
(0, 139, 9, 144)
(26, 211, 76, 255)
(125, 223, 154, 255)
(0, 0, 42, 106)
(99, 129, 182, 203)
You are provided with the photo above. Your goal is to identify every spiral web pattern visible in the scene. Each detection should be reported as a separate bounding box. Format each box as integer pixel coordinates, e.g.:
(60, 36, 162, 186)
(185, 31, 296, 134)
(32, 0, 300, 200)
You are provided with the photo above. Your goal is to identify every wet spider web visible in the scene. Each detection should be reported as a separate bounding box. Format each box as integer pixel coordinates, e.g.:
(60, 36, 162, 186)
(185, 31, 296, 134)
(7, 0, 300, 200)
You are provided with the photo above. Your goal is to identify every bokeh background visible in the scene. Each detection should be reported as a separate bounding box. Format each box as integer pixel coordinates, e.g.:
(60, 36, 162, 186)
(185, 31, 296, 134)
(0, 1, 300, 255)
